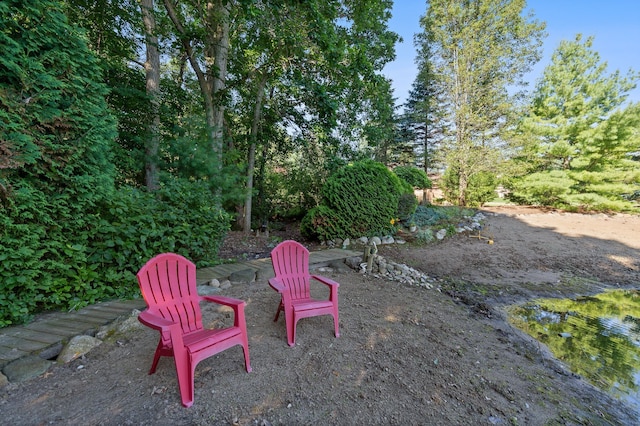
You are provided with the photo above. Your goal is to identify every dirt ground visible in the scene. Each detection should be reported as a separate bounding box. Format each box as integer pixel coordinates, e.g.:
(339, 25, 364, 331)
(2, 206, 640, 425)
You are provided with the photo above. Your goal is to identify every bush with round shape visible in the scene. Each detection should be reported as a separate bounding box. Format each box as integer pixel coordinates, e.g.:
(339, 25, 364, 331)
(304, 160, 407, 240)
(393, 166, 432, 189)
(300, 205, 346, 242)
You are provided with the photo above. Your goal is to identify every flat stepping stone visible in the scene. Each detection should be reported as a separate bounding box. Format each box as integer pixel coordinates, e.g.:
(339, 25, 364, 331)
(2, 355, 54, 382)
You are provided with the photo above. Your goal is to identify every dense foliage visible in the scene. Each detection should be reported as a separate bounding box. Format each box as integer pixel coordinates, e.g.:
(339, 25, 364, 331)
(0, 0, 117, 325)
(507, 35, 640, 211)
(301, 160, 414, 241)
(0, 0, 117, 199)
(442, 169, 497, 207)
(410, 0, 545, 206)
(0, 178, 229, 326)
(393, 166, 432, 189)
(0, 1, 230, 326)
(1, 0, 401, 325)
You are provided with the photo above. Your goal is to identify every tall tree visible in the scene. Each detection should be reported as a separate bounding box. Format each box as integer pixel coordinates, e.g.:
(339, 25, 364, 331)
(402, 60, 444, 173)
(402, 24, 450, 175)
(509, 35, 640, 210)
(141, 0, 161, 190)
(163, 0, 230, 168)
(420, 0, 545, 205)
(334, 0, 399, 161)
(228, 0, 399, 232)
(229, 0, 330, 233)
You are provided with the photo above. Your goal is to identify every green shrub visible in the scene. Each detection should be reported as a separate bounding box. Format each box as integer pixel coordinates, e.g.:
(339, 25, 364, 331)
(393, 166, 432, 189)
(300, 205, 346, 241)
(509, 170, 573, 207)
(509, 170, 639, 212)
(0, 179, 230, 326)
(415, 228, 434, 243)
(397, 192, 419, 221)
(307, 160, 406, 239)
(394, 170, 419, 220)
(409, 205, 450, 227)
(92, 179, 230, 266)
(409, 205, 476, 228)
(442, 169, 497, 207)
(466, 172, 498, 207)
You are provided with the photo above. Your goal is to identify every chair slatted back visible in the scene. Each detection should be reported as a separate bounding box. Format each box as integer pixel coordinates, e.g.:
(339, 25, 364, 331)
(271, 240, 311, 301)
(137, 253, 203, 335)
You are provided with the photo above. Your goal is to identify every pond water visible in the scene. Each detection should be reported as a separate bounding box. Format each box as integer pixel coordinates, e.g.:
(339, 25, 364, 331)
(507, 289, 640, 413)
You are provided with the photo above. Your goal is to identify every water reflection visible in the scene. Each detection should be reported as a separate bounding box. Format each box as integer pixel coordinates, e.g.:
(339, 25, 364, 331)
(508, 289, 640, 412)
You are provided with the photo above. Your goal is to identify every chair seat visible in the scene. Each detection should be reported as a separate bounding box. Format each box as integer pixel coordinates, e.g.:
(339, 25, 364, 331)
(183, 327, 242, 354)
(292, 299, 333, 312)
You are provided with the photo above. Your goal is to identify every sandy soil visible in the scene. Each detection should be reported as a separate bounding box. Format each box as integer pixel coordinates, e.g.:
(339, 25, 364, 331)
(1, 206, 639, 425)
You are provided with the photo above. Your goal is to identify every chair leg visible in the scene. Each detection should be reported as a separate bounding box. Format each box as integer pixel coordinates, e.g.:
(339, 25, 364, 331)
(333, 312, 340, 338)
(242, 334, 252, 373)
(273, 300, 283, 322)
(149, 340, 164, 374)
(286, 311, 296, 347)
(174, 354, 195, 408)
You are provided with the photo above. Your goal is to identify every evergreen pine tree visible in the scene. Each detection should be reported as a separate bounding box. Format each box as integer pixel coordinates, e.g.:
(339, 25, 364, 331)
(510, 35, 640, 211)
(0, 0, 117, 324)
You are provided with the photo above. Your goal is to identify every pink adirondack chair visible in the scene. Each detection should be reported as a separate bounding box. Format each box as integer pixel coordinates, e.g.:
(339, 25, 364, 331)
(269, 240, 340, 346)
(136, 253, 251, 407)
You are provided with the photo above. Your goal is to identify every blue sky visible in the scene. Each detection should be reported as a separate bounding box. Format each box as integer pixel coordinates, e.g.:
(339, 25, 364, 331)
(383, 1, 640, 109)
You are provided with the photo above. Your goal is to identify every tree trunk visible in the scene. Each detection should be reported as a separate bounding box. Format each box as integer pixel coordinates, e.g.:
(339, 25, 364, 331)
(423, 123, 429, 175)
(458, 170, 468, 206)
(423, 110, 429, 203)
(210, 1, 229, 164)
(243, 75, 268, 235)
(141, 0, 160, 190)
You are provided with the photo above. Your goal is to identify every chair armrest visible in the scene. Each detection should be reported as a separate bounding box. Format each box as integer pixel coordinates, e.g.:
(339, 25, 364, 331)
(138, 309, 185, 353)
(138, 310, 179, 331)
(268, 277, 286, 293)
(311, 274, 339, 303)
(201, 295, 248, 329)
(201, 295, 245, 308)
(311, 274, 340, 288)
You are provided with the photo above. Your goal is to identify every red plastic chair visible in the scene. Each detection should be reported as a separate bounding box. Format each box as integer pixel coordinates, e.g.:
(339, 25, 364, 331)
(136, 253, 251, 407)
(269, 240, 340, 346)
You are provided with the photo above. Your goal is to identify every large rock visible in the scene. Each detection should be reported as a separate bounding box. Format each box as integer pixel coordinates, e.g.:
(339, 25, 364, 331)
(57, 335, 102, 363)
(114, 312, 145, 334)
(96, 310, 145, 340)
(344, 256, 363, 270)
(197, 285, 221, 296)
(2, 355, 54, 382)
(256, 267, 275, 281)
(381, 236, 395, 244)
(328, 260, 353, 273)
